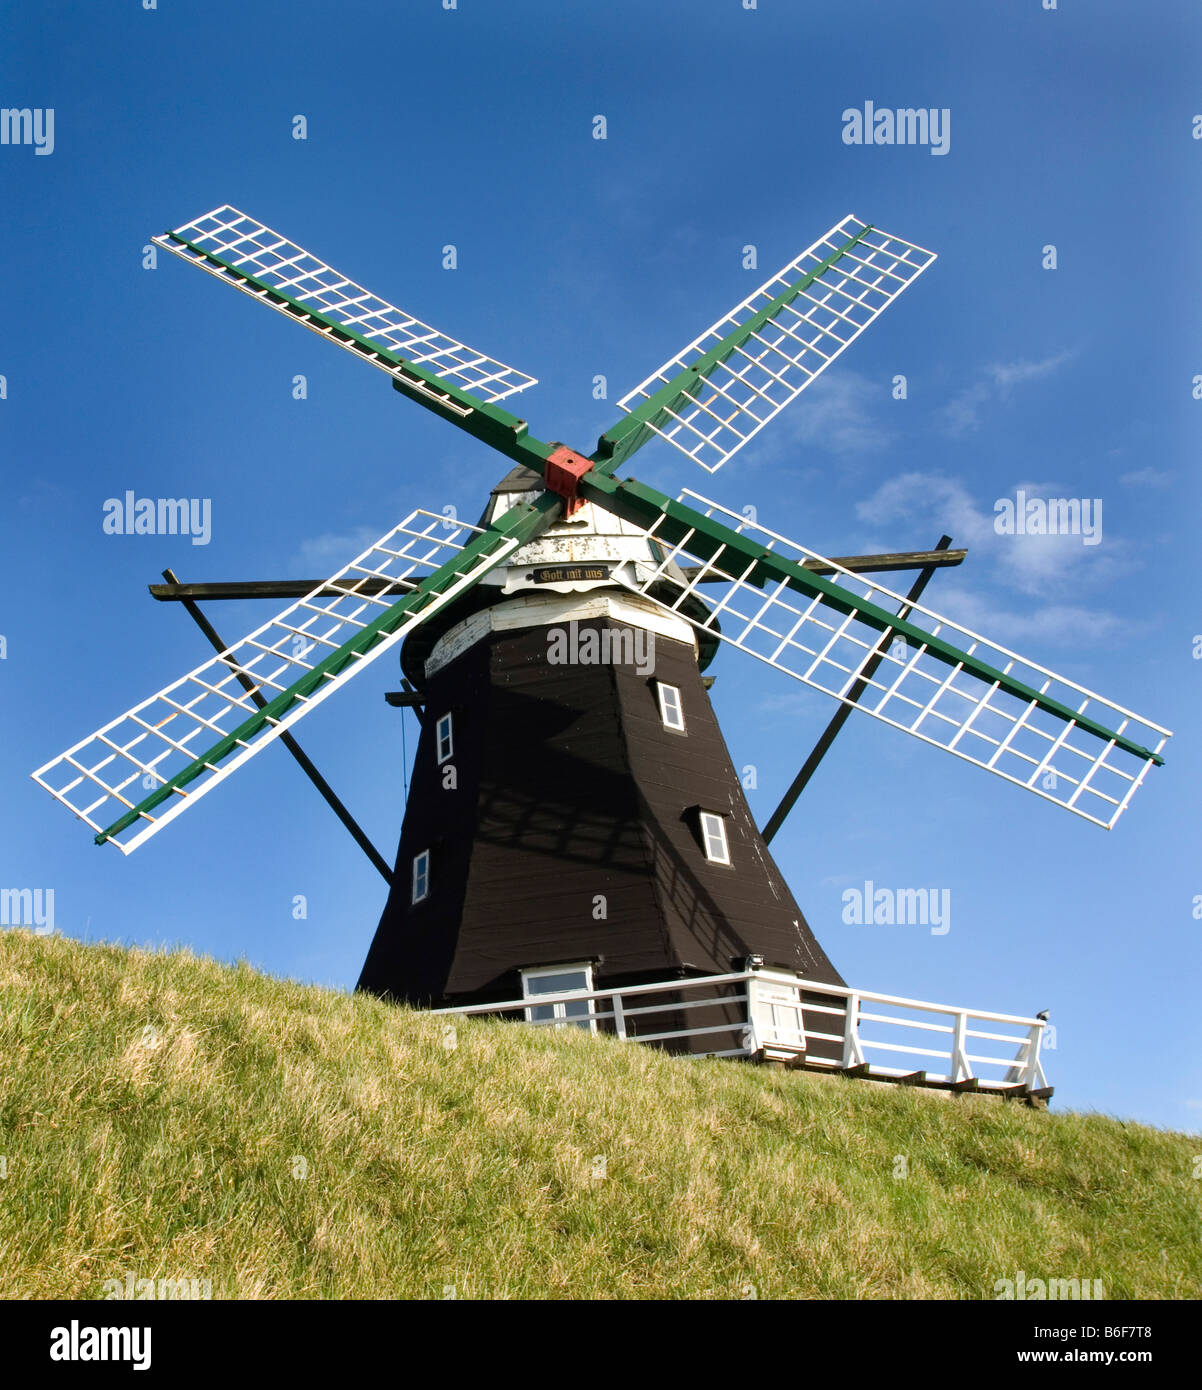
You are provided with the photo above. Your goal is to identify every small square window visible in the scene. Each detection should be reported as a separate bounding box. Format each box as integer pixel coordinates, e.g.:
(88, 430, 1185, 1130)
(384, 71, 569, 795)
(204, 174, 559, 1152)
(435, 713, 453, 764)
(521, 964, 596, 1032)
(698, 811, 731, 866)
(657, 682, 685, 732)
(411, 850, 430, 904)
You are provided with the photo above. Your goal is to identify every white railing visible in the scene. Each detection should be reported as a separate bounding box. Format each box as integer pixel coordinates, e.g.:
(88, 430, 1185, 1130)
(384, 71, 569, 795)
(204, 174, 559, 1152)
(431, 968, 1050, 1095)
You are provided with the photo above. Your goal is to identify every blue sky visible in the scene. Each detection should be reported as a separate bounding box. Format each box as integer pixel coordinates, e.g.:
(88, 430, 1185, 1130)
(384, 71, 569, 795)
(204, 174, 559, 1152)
(2, 0, 1198, 1132)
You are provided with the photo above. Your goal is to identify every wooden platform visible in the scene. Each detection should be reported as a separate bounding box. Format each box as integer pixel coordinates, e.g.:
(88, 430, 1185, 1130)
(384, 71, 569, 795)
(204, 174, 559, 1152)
(765, 1055, 1054, 1107)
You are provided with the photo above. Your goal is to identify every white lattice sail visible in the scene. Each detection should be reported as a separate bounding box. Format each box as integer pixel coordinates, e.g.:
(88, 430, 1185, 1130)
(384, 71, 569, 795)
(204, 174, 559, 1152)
(616, 493, 1170, 829)
(153, 206, 537, 404)
(32, 512, 519, 853)
(615, 215, 935, 473)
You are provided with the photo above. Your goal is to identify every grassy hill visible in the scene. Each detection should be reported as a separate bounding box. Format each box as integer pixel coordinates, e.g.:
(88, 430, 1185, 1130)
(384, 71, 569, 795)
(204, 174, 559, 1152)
(1, 926, 1197, 1300)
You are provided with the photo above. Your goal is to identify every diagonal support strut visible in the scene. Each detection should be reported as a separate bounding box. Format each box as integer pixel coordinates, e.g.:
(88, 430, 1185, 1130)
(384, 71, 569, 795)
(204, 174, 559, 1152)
(760, 537, 953, 844)
(160, 568, 394, 885)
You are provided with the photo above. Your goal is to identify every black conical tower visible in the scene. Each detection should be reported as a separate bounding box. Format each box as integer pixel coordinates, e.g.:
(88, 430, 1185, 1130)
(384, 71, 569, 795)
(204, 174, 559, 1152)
(356, 471, 845, 1052)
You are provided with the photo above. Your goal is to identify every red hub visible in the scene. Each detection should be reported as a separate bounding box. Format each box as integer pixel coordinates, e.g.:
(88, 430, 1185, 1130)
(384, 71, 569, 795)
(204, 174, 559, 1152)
(544, 445, 593, 516)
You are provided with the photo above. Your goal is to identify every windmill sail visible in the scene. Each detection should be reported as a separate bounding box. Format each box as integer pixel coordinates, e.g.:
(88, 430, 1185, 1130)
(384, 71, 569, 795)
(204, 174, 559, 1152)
(607, 215, 935, 473)
(610, 491, 1170, 830)
(31, 509, 537, 853)
(154, 206, 537, 405)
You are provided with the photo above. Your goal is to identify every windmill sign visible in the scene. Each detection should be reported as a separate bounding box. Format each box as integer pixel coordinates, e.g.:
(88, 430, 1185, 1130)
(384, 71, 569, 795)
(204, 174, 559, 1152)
(30, 207, 1172, 1092)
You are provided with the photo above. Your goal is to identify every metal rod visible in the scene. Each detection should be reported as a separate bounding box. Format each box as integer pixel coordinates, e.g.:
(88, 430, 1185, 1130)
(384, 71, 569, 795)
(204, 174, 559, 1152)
(159, 568, 394, 885)
(760, 536, 955, 845)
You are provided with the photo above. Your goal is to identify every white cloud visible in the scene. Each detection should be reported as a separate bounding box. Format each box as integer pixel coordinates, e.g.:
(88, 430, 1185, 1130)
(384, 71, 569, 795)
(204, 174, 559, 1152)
(852, 471, 1136, 623)
(938, 382, 991, 436)
(1119, 467, 1173, 489)
(922, 582, 1123, 648)
(988, 350, 1074, 393)
(773, 369, 892, 456)
(289, 526, 383, 577)
(938, 350, 1074, 436)
(854, 472, 995, 546)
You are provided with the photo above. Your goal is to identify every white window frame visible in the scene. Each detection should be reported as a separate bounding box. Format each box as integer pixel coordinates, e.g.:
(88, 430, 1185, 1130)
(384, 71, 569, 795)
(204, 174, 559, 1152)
(698, 811, 731, 866)
(656, 681, 686, 733)
(411, 849, 430, 904)
(435, 713, 453, 765)
(521, 963, 596, 1033)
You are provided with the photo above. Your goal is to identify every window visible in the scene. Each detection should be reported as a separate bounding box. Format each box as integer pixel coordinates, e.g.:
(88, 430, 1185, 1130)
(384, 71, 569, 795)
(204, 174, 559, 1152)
(698, 811, 731, 866)
(656, 682, 686, 732)
(435, 713, 453, 764)
(411, 850, 430, 904)
(521, 964, 596, 1033)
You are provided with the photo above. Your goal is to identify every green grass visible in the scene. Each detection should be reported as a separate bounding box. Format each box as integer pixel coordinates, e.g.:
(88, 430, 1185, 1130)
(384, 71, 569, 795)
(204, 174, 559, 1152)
(1, 926, 1198, 1299)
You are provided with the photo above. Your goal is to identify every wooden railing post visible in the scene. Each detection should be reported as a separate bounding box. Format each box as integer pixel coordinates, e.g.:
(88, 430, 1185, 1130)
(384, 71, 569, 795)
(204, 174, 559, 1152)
(841, 992, 864, 1068)
(1023, 1021, 1045, 1090)
(952, 1010, 970, 1083)
(611, 991, 627, 1041)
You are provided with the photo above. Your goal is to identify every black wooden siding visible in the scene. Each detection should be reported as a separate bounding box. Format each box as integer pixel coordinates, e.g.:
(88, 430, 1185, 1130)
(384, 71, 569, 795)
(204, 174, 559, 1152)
(356, 612, 845, 1053)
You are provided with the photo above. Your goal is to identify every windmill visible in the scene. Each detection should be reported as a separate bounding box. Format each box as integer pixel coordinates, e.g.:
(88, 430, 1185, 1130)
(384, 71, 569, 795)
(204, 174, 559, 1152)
(32, 207, 1170, 1069)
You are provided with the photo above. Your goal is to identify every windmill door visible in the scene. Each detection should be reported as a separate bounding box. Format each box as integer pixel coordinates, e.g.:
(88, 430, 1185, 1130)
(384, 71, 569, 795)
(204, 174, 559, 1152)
(748, 969, 808, 1059)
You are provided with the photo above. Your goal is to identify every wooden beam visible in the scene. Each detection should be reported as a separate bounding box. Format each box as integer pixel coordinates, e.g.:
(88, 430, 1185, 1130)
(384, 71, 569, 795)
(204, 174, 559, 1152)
(149, 577, 417, 602)
(148, 551, 965, 604)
